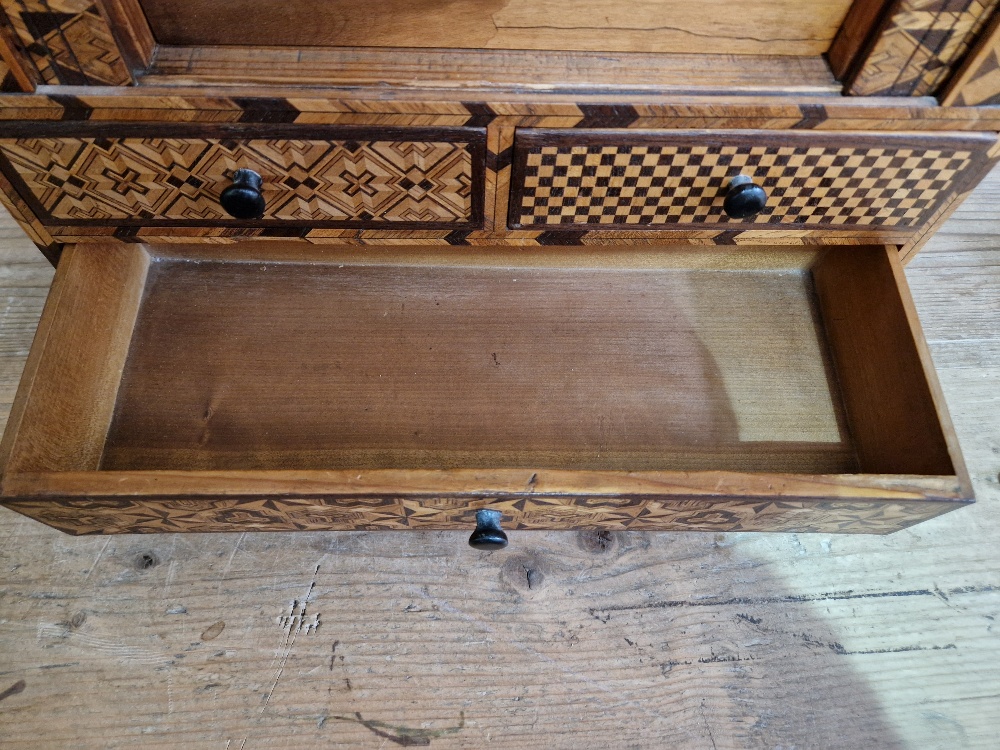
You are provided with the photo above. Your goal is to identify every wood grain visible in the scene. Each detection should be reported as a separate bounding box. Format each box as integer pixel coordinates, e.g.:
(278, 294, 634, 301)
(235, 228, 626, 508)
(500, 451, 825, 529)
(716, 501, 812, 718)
(145, 46, 842, 95)
(812, 245, 964, 482)
(94, 0, 156, 73)
(828, 0, 893, 82)
(139, 0, 853, 57)
(0, 243, 148, 474)
(0, 165, 996, 747)
(101, 249, 848, 473)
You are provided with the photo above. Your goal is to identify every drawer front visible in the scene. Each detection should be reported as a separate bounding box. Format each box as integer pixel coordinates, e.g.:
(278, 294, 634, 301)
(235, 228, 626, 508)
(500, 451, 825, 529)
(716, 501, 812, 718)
(0, 126, 485, 229)
(509, 129, 994, 231)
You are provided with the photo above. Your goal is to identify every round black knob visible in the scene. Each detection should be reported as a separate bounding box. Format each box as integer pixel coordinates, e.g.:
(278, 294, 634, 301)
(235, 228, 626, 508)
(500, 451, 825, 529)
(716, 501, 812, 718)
(723, 175, 767, 219)
(469, 509, 508, 550)
(220, 168, 265, 220)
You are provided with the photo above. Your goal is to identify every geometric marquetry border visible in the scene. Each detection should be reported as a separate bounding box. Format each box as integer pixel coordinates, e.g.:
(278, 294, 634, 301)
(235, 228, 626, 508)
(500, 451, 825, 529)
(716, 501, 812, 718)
(0, 493, 965, 535)
(6, 92, 1000, 129)
(0, 0, 131, 86)
(942, 9, 1000, 104)
(833, 0, 1000, 97)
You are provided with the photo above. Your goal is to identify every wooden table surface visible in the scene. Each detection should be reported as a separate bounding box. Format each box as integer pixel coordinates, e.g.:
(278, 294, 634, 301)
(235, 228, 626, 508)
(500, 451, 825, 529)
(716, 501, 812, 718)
(0, 173, 997, 748)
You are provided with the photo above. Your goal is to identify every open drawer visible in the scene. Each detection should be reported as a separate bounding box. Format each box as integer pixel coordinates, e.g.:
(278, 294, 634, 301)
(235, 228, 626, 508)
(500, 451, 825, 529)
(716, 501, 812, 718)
(0, 243, 972, 535)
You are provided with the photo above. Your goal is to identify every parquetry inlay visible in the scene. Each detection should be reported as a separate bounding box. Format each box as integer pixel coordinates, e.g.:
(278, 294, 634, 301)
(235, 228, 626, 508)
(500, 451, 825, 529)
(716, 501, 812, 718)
(513, 142, 975, 229)
(0, 137, 478, 224)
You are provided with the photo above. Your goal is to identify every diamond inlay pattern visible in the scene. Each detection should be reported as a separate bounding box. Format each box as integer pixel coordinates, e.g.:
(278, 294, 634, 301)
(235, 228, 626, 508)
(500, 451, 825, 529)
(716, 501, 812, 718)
(0, 137, 478, 225)
(512, 141, 976, 229)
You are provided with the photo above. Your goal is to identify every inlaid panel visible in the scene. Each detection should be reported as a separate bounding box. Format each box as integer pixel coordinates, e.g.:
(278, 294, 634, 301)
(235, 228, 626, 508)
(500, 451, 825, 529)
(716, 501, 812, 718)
(838, 0, 1000, 97)
(0, 127, 485, 228)
(509, 130, 992, 230)
(943, 12, 1000, 105)
(0, 0, 130, 85)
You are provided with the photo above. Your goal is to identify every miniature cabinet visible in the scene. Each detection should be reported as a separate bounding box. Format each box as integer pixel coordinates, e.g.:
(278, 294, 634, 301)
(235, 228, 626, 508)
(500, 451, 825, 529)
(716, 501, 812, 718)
(0, 0, 998, 536)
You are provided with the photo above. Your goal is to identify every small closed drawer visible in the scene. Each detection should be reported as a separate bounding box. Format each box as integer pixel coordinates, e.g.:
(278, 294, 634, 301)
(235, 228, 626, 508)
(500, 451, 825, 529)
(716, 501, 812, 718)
(0, 124, 485, 230)
(508, 129, 995, 231)
(0, 241, 973, 536)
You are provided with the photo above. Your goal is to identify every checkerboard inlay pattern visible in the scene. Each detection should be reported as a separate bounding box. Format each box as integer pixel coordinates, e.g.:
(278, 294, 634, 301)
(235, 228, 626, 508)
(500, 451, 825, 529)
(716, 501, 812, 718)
(513, 143, 975, 228)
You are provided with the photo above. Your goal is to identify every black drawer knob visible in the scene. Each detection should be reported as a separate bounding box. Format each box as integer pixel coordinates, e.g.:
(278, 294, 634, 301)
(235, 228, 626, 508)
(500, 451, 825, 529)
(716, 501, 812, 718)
(469, 509, 508, 550)
(220, 168, 266, 220)
(723, 175, 767, 219)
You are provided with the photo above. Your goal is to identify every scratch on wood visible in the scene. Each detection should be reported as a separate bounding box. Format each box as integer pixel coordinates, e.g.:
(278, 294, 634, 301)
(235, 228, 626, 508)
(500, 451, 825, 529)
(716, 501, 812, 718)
(700, 700, 718, 750)
(262, 564, 321, 714)
(699, 652, 752, 664)
(403, 583, 685, 725)
(736, 614, 958, 656)
(83, 537, 112, 582)
(217, 532, 246, 594)
(278, 566, 321, 636)
(0, 680, 25, 702)
(163, 535, 179, 599)
(277, 599, 320, 635)
(330, 711, 465, 746)
(590, 584, 1000, 618)
(167, 671, 174, 716)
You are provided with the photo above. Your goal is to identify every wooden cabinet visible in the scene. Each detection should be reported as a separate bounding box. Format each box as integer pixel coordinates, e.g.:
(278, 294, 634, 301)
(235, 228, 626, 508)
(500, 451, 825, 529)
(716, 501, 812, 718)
(0, 1, 998, 537)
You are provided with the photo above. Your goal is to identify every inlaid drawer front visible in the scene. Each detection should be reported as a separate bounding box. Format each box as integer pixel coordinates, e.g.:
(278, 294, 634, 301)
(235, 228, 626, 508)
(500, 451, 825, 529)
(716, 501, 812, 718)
(0, 125, 485, 228)
(509, 129, 995, 230)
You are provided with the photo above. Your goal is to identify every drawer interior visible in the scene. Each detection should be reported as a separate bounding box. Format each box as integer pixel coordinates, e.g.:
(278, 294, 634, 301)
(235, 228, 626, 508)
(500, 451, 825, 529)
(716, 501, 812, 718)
(102, 248, 853, 474)
(1, 243, 962, 485)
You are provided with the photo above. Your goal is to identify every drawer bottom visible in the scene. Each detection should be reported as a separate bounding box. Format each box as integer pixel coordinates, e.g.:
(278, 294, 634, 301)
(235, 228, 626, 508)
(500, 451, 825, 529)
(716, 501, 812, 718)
(0, 243, 972, 534)
(106, 249, 852, 474)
